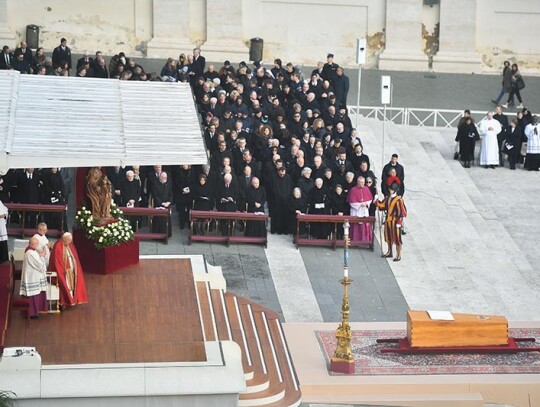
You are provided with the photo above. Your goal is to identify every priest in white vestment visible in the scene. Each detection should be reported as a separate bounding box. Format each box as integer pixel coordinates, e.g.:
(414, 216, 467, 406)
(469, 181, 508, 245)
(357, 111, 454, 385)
(20, 236, 48, 318)
(479, 112, 502, 168)
(33, 222, 52, 267)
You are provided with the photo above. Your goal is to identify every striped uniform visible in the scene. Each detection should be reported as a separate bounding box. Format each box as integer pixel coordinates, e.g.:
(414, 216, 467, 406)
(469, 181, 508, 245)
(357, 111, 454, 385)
(376, 195, 407, 246)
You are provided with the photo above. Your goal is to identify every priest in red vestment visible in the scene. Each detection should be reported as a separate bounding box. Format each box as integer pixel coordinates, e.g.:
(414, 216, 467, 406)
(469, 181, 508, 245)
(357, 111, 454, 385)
(49, 232, 88, 307)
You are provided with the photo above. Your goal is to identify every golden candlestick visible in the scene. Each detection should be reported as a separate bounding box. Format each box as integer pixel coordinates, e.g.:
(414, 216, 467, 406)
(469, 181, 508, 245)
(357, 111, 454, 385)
(330, 220, 355, 373)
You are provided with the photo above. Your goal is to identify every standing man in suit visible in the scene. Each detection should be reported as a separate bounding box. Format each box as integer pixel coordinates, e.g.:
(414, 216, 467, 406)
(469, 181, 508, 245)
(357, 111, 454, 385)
(0, 45, 14, 70)
(19, 168, 41, 227)
(190, 47, 206, 79)
(52, 37, 72, 71)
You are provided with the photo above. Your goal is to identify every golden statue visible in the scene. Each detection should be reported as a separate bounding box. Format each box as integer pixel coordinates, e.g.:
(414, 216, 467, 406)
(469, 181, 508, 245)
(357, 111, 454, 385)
(86, 167, 112, 221)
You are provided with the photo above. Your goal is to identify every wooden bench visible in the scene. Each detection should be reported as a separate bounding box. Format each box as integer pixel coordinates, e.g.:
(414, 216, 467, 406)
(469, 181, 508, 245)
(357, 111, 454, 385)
(294, 214, 376, 250)
(189, 210, 268, 247)
(6, 203, 67, 237)
(119, 206, 170, 243)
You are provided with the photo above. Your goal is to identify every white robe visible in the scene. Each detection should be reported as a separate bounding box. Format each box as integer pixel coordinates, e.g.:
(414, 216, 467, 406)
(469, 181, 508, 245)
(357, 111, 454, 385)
(479, 118, 502, 165)
(0, 201, 7, 242)
(20, 249, 47, 297)
(525, 123, 540, 154)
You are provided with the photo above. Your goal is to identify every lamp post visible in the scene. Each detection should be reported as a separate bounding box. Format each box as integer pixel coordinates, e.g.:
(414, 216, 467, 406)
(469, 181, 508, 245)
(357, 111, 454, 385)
(330, 220, 355, 374)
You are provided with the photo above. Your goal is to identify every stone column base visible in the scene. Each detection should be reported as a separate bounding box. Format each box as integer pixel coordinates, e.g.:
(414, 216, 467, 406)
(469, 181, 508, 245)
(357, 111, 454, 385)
(378, 50, 428, 71)
(0, 27, 15, 46)
(146, 37, 195, 59)
(202, 40, 248, 64)
(432, 51, 483, 74)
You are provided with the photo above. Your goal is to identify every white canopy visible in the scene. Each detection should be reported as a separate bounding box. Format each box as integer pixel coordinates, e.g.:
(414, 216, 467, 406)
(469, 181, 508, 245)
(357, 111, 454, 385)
(0, 71, 208, 171)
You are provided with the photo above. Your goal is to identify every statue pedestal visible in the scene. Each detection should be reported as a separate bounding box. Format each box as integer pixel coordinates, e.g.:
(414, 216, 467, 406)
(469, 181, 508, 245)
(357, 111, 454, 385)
(330, 357, 355, 374)
(73, 229, 139, 275)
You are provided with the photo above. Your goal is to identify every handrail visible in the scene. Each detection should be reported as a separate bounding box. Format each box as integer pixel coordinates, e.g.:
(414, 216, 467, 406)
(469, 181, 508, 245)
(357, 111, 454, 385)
(5, 203, 66, 237)
(295, 214, 375, 250)
(189, 210, 268, 247)
(348, 106, 520, 128)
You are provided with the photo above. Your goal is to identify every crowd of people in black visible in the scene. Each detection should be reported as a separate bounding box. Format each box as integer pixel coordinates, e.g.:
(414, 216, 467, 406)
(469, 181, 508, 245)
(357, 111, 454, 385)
(1, 38, 409, 240)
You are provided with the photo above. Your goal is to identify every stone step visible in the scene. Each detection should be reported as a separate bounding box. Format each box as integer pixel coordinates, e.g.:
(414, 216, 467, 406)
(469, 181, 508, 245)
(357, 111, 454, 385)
(358, 118, 540, 319)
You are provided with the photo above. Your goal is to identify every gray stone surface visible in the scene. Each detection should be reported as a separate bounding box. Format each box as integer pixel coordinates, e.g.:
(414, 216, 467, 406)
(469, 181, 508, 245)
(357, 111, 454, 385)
(300, 242, 408, 323)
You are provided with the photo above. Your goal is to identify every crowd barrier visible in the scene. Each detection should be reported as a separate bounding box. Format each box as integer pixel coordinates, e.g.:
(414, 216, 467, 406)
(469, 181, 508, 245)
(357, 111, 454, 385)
(189, 210, 268, 246)
(120, 206, 171, 243)
(294, 214, 376, 250)
(5, 203, 67, 237)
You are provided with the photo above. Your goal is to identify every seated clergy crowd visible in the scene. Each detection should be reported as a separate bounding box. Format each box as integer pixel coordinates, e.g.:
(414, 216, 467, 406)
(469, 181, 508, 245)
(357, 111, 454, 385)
(0, 39, 407, 242)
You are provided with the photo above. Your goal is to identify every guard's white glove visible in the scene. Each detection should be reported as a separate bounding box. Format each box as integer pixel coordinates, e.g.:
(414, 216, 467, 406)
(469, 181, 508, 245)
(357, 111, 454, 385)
(377, 193, 384, 202)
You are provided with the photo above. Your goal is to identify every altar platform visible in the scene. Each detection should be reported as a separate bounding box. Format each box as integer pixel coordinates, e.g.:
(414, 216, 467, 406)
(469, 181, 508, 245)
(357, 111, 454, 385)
(5, 257, 205, 364)
(0, 255, 246, 407)
(284, 321, 540, 407)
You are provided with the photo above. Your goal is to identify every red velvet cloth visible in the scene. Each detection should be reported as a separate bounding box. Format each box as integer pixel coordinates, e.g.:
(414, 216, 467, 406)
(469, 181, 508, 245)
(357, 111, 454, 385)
(49, 240, 88, 306)
(72, 229, 139, 275)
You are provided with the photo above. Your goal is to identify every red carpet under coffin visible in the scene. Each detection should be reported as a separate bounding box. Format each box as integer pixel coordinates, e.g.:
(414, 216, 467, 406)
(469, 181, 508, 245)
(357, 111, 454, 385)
(73, 229, 139, 275)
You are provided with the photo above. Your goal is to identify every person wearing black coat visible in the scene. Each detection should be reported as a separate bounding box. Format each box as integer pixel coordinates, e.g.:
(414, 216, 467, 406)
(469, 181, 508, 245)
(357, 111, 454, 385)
(52, 38, 72, 70)
(455, 117, 479, 168)
(381, 154, 405, 195)
(333, 67, 350, 109)
(192, 174, 213, 235)
(308, 178, 331, 239)
(330, 184, 348, 239)
(270, 167, 293, 235)
(120, 170, 142, 229)
(215, 173, 240, 235)
(244, 178, 267, 238)
(41, 168, 65, 230)
(18, 168, 41, 227)
(504, 119, 522, 170)
(288, 187, 308, 235)
(106, 166, 127, 205)
(151, 172, 173, 237)
(172, 165, 195, 229)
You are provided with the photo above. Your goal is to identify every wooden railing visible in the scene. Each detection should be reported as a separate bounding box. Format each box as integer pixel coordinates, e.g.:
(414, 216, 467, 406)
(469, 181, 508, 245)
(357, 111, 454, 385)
(119, 206, 171, 243)
(294, 214, 376, 250)
(0, 263, 13, 352)
(189, 210, 268, 246)
(6, 203, 67, 237)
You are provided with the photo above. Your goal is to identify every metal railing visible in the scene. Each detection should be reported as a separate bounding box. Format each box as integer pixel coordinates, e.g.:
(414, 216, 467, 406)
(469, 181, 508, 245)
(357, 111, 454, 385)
(348, 106, 493, 128)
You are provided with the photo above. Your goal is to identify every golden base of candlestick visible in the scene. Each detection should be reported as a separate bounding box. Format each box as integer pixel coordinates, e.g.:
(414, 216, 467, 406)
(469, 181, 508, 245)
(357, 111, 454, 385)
(330, 277, 355, 374)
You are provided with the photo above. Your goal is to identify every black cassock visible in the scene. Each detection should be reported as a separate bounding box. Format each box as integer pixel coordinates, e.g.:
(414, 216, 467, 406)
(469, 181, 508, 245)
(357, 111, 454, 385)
(288, 194, 308, 235)
(270, 173, 293, 234)
(455, 122, 479, 162)
(308, 186, 331, 239)
(215, 181, 240, 235)
(245, 186, 267, 237)
(151, 181, 173, 237)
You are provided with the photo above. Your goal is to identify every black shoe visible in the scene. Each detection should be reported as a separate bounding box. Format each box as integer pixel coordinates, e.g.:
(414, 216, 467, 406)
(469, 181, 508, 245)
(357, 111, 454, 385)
(401, 229, 407, 235)
(484, 165, 489, 169)
(490, 165, 496, 169)
(491, 99, 498, 105)
(393, 257, 401, 262)
(30, 315, 40, 319)
(382, 252, 393, 258)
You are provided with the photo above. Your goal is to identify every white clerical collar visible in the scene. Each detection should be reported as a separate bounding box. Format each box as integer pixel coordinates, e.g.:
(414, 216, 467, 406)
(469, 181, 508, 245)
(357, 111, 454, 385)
(391, 193, 397, 197)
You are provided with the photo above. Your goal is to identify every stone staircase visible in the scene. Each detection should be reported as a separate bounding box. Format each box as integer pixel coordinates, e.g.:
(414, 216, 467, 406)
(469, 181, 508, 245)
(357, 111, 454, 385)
(357, 117, 540, 320)
(195, 279, 301, 406)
